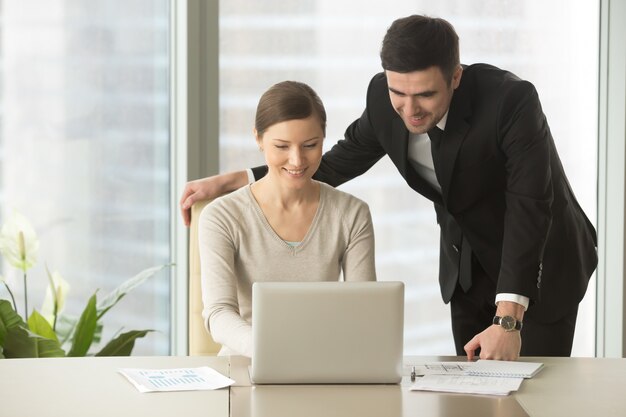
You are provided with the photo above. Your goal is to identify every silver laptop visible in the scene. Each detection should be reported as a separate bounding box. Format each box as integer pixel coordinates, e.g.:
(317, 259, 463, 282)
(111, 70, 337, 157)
(250, 281, 404, 384)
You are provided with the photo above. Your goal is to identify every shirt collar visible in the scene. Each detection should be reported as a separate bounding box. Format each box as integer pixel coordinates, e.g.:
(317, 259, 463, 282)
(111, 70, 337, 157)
(436, 110, 449, 131)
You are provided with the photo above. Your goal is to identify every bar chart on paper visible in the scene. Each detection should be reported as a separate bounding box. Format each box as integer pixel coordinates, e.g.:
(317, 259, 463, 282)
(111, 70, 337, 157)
(118, 367, 235, 392)
(145, 369, 205, 388)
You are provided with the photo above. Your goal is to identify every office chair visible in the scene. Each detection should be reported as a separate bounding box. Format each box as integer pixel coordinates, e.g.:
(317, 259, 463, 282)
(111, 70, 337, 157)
(188, 199, 222, 356)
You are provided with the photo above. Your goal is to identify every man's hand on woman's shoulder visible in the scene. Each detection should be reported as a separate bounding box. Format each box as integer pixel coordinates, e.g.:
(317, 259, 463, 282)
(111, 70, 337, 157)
(179, 171, 249, 226)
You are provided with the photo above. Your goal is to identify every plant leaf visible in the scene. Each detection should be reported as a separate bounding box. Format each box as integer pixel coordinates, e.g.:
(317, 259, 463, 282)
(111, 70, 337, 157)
(96, 264, 171, 319)
(92, 322, 104, 344)
(67, 294, 98, 357)
(0, 315, 6, 351)
(3, 326, 65, 358)
(27, 310, 58, 342)
(54, 314, 78, 345)
(95, 329, 153, 356)
(0, 299, 27, 329)
(0, 299, 27, 347)
(55, 314, 103, 347)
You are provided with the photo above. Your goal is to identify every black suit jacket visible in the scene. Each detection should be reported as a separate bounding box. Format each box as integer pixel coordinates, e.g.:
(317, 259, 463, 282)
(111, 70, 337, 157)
(253, 64, 597, 322)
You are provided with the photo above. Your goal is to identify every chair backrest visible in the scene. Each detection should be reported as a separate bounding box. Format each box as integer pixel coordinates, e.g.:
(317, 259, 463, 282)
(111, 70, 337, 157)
(188, 199, 221, 356)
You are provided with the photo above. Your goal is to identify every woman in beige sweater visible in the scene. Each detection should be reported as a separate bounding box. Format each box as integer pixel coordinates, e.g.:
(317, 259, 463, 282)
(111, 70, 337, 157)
(199, 81, 376, 357)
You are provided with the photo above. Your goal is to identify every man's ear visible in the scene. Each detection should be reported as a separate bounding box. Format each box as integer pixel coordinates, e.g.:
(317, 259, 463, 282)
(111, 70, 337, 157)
(452, 65, 463, 90)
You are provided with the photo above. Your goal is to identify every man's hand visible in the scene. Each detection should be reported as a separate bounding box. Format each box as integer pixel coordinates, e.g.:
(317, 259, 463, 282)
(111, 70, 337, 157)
(463, 325, 521, 361)
(463, 300, 525, 361)
(179, 171, 249, 226)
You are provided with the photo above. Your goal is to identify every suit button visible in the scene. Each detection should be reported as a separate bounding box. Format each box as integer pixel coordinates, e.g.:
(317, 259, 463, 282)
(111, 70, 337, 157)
(453, 245, 459, 253)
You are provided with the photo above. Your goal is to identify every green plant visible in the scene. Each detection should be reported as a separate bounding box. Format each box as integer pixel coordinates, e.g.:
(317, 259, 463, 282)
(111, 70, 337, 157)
(0, 211, 170, 358)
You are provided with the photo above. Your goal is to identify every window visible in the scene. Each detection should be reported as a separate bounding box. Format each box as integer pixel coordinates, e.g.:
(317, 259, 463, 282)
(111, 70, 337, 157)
(0, 0, 600, 357)
(218, 1, 599, 355)
(0, 0, 171, 355)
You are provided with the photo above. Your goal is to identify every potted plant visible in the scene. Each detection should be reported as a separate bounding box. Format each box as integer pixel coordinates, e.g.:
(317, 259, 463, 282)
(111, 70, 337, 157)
(0, 211, 170, 358)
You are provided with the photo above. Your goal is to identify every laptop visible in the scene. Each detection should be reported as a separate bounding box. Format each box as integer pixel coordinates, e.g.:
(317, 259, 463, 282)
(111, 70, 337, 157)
(250, 281, 404, 384)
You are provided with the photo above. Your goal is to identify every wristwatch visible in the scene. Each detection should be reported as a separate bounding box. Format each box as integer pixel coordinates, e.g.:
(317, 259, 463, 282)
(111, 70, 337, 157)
(493, 315, 523, 332)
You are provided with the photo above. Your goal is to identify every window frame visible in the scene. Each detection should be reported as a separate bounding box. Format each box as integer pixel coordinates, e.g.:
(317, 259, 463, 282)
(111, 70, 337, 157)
(596, 0, 626, 358)
(170, 0, 219, 355)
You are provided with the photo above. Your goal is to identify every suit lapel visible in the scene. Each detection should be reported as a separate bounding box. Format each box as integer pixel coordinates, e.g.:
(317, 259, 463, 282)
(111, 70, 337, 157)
(391, 118, 410, 175)
(438, 86, 472, 204)
(391, 118, 443, 204)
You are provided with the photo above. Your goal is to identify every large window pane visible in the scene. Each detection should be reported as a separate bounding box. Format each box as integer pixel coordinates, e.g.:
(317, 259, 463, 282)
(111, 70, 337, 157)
(0, 0, 171, 355)
(219, 1, 599, 355)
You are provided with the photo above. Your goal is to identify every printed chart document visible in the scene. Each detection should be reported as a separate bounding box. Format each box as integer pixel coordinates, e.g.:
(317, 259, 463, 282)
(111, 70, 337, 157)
(465, 360, 544, 378)
(119, 367, 235, 393)
(409, 360, 543, 395)
(410, 374, 524, 396)
(405, 361, 474, 377)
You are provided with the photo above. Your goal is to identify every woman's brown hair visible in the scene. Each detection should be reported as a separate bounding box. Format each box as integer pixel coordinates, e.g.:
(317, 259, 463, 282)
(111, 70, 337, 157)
(255, 81, 327, 137)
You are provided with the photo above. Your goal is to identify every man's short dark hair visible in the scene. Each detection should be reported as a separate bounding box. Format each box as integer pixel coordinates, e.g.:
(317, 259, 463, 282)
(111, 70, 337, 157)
(380, 15, 460, 83)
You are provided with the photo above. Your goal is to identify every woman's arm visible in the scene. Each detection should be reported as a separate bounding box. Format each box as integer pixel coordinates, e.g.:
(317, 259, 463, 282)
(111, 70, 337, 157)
(198, 202, 253, 357)
(341, 199, 377, 282)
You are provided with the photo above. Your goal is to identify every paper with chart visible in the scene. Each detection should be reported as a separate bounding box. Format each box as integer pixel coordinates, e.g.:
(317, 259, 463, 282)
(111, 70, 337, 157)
(410, 374, 524, 396)
(119, 367, 235, 393)
(406, 361, 531, 395)
(465, 359, 544, 378)
(405, 361, 475, 377)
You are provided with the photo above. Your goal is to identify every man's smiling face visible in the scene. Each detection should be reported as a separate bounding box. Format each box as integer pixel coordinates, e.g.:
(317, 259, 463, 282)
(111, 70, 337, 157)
(386, 65, 462, 134)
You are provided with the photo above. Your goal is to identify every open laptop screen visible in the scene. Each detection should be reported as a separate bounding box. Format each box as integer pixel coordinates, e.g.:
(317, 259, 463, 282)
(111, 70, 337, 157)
(250, 281, 404, 384)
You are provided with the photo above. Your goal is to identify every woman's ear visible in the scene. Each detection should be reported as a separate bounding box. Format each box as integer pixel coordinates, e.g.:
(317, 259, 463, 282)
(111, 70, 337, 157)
(254, 128, 263, 151)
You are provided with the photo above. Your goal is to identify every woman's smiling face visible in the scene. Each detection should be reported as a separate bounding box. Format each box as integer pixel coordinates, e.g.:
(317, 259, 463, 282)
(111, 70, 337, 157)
(256, 115, 324, 190)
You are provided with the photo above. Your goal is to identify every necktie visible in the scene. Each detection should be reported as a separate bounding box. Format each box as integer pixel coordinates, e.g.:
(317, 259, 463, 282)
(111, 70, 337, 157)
(427, 126, 443, 174)
(428, 126, 472, 292)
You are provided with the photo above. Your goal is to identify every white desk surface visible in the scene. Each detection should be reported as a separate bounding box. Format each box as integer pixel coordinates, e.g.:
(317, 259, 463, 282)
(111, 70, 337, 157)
(230, 355, 626, 417)
(0, 355, 230, 417)
(3, 355, 625, 417)
(511, 355, 626, 416)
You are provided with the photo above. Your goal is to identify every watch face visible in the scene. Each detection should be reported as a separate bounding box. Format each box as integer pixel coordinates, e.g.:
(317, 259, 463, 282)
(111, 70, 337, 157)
(501, 316, 516, 331)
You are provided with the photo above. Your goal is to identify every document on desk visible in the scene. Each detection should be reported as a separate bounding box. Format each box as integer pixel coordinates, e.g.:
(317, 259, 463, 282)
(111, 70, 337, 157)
(464, 359, 544, 378)
(405, 361, 475, 377)
(118, 367, 235, 393)
(410, 374, 524, 396)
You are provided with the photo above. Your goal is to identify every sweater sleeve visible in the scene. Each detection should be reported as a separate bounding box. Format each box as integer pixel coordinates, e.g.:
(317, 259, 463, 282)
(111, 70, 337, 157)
(341, 199, 377, 282)
(198, 202, 253, 357)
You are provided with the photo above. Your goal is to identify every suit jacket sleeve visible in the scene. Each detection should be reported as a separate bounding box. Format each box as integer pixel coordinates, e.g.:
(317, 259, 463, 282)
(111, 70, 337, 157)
(495, 80, 553, 299)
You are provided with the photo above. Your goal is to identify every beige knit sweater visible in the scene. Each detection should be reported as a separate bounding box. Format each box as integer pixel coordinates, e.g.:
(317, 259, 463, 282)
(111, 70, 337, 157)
(198, 182, 376, 357)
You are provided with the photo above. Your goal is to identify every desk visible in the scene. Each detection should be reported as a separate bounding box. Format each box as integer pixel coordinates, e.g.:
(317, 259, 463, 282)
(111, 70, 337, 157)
(513, 356, 626, 416)
(0, 356, 229, 417)
(2, 355, 625, 417)
(230, 355, 626, 417)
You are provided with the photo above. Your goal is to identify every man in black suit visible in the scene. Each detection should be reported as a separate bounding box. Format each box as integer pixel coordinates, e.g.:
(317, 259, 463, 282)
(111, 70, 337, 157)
(180, 15, 597, 360)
